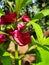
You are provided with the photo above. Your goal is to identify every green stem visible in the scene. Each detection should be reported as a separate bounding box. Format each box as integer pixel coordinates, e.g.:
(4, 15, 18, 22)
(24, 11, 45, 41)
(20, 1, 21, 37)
(15, 50, 19, 59)
(15, 45, 22, 65)
(19, 60, 22, 65)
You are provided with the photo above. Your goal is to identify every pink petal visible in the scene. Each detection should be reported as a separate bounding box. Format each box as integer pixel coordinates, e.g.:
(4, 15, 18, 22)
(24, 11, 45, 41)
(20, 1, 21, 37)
(17, 22, 25, 31)
(22, 14, 30, 22)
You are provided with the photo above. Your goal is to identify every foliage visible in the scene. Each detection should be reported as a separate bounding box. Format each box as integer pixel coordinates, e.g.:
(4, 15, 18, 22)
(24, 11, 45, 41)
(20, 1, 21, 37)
(0, 0, 49, 65)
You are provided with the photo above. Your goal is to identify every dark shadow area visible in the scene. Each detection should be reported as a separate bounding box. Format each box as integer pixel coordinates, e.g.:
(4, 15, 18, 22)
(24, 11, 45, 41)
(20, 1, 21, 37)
(26, 49, 36, 54)
(24, 61, 30, 65)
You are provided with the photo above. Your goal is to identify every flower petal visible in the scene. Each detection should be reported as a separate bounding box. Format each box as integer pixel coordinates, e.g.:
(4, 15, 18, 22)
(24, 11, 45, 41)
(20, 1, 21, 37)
(22, 14, 30, 22)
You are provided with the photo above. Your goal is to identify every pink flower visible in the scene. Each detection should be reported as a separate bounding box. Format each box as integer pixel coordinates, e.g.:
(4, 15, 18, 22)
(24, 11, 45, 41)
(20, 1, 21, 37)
(17, 22, 25, 31)
(22, 14, 30, 22)
(5, 12, 17, 23)
(14, 30, 31, 46)
(0, 34, 7, 44)
(0, 18, 5, 24)
(0, 12, 17, 25)
(7, 29, 14, 36)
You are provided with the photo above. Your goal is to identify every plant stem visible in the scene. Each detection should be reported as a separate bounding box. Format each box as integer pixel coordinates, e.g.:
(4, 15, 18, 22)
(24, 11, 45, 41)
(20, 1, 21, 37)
(15, 44, 22, 65)
(19, 60, 22, 65)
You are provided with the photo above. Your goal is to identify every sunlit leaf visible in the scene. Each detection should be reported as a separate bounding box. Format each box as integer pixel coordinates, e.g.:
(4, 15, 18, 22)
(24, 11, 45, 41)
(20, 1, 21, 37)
(35, 45, 49, 65)
(15, 0, 32, 15)
(44, 37, 49, 45)
(30, 22, 44, 44)
(3, 52, 14, 59)
(0, 8, 4, 16)
(0, 31, 8, 35)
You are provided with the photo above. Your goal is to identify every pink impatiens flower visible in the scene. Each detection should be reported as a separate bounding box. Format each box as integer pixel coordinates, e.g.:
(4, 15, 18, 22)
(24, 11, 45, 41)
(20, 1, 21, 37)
(17, 22, 25, 31)
(7, 29, 14, 36)
(0, 18, 5, 24)
(14, 30, 31, 46)
(0, 34, 7, 44)
(5, 12, 17, 23)
(0, 12, 17, 25)
(22, 14, 30, 22)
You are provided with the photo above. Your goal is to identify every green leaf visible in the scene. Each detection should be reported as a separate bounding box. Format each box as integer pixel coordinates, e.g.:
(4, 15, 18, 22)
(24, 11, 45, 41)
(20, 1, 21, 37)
(15, 0, 23, 14)
(0, 44, 5, 51)
(21, 0, 32, 7)
(3, 52, 10, 56)
(27, 7, 49, 26)
(0, 49, 4, 56)
(2, 40, 10, 50)
(0, 8, 4, 16)
(40, 37, 49, 45)
(1, 56, 12, 65)
(44, 37, 49, 45)
(0, 31, 8, 35)
(7, 24, 14, 30)
(6, 0, 14, 11)
(28, 36, 36, 48)
(3, 52, 15, 59)
(15, 0, 32, 15)
(30, 22, 44, 44)
(35, 44, 49, 65)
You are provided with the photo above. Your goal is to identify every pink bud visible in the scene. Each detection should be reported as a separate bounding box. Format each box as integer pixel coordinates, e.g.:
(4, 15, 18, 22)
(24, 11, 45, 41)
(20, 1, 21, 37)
(22, 14, 30, 22)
